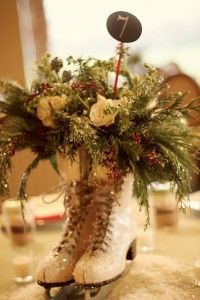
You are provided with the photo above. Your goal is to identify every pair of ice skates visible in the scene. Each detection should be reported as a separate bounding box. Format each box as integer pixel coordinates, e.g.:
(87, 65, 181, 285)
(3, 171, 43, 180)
(37, 162, 136, 297)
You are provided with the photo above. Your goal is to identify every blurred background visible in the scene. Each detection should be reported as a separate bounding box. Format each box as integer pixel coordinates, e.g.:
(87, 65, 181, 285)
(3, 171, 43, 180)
(0, 1, 200, 296)
(44, 0, 200, 79)
(0, 0, 200, 197)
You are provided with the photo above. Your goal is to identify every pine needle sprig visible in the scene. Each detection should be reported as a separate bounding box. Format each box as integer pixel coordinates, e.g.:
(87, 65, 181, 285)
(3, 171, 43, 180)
(0, 153, 11, 197)
(17, 155, 41, 201)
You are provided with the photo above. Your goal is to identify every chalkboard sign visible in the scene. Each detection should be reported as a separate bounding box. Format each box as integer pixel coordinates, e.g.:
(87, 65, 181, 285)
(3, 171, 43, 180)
(107, 11, 142, 43)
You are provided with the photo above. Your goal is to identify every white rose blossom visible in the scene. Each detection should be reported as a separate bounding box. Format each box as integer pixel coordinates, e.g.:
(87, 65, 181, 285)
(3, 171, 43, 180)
(89, 94, 126, 127)
(37, 96, 67, 128)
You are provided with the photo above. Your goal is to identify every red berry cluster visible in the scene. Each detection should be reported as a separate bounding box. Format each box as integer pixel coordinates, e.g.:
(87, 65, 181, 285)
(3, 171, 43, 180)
(28, 83, 51, 101)
(145, 149, 160, 167)
(0, 135, 27, 157)
(101, 148, 122, 181)
(35, 126, 48, 138)
(71, 81, 102, 93)
(4, 141, 16, 156)
(131, 132, 142, 145)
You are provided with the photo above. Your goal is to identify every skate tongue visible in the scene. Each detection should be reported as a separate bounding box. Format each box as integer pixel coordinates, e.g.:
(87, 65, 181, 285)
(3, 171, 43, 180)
(79, 148, 92, 180)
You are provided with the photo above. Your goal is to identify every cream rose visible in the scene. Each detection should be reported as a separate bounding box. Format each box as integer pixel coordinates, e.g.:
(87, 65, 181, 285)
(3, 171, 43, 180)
(37, 96, 66, 128)
(89, 94, 119, 127)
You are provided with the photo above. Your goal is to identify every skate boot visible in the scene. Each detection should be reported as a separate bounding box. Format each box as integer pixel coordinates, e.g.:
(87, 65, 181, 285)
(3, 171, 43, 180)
(36, 179, 100, 288)
(73, 174, 137, 288)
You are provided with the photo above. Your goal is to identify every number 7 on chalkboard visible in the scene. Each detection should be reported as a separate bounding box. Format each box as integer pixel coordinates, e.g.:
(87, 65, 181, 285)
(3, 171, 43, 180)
(117, 15, 129, 38)
(107, 11, 142, 43)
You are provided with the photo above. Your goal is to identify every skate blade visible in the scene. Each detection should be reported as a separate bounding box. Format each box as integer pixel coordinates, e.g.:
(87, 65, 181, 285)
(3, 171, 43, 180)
(38, 278, 74, 288)
(44, 261, 133, 299)
(44, 280, 115, 299)
(45, 282, 83, 299)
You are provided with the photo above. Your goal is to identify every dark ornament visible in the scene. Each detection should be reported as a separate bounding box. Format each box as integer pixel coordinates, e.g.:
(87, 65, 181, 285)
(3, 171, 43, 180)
(51, 57, 63, 73)
(106, 11, 142, 43)
(62, 70, 72, 83)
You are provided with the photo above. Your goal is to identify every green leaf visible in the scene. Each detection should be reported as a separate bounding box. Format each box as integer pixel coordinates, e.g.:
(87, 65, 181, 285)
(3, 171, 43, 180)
(49, 154, 60, 175)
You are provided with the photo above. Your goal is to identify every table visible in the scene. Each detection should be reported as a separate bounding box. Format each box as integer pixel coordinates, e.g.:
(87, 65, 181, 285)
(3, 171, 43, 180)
(0, 211, 200, 298)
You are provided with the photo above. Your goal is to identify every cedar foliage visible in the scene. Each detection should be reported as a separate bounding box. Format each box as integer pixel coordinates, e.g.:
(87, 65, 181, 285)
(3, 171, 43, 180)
(0, 53, 199, 219)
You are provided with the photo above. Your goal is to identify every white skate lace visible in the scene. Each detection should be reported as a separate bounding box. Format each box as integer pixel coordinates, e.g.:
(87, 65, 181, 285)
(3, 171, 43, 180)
(87, 181, 122, 255)
(53, 180, 97, 255)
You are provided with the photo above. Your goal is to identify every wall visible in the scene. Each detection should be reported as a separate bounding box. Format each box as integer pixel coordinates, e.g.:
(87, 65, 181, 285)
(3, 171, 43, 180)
(0, 0, 59, 199)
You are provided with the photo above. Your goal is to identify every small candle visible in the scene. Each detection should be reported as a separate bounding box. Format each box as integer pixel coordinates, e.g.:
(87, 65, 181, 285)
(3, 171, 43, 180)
(193, 260, 200, 286)
(13, 255, 31, 277)
(155, 207, 179, 227)
(12, 255, 33, 283)
(2, 200, 35, 246)
(150, 182, 179, 227)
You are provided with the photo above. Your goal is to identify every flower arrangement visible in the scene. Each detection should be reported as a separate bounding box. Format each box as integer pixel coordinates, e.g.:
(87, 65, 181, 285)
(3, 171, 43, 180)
(0, 53, 199, 217)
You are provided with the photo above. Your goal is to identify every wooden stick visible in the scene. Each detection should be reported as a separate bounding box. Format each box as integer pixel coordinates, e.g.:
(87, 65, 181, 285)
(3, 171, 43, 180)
(114, 42, 124, 97)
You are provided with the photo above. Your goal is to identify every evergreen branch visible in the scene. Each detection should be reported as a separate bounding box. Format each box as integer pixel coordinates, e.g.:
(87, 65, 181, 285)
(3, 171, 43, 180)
(0, 154, 11, 197)
(17, 155, 41, 201)
(0, 101, 8, 114)
(36, 53, 58, 83)
(0, 80, 24, 98)
(165, 92, 187, 110)
(184, 96, 200, 109)
(0, 54, 199, 224)
(131, 161, 150, 227)
(77, 95, 89, 109)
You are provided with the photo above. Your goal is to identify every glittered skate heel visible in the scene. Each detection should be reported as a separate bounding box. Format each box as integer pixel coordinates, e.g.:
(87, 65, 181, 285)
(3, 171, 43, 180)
(82, 239, 137, 300)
